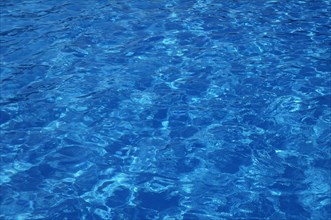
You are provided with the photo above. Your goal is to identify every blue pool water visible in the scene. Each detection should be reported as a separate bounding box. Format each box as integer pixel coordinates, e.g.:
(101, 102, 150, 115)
(1, 0, 331, 219)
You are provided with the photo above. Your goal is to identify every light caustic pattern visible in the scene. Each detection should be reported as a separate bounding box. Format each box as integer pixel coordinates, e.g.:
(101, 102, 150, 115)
(0, 0, 330, 219)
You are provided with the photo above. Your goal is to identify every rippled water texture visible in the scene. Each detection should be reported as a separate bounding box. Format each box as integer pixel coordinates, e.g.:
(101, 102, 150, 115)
(1, 0, 331, 219)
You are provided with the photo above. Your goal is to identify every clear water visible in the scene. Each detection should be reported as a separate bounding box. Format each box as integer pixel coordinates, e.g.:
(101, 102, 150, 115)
(1, 0, 330, 219)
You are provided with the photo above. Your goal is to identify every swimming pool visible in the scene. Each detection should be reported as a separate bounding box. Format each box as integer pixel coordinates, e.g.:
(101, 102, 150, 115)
(1, 0, 330, 219)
